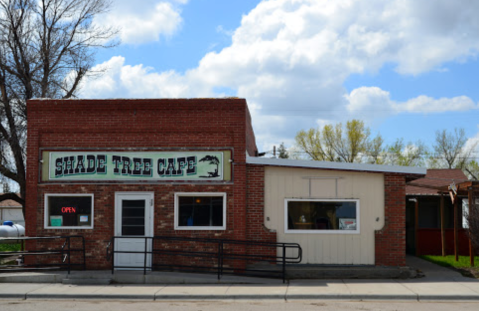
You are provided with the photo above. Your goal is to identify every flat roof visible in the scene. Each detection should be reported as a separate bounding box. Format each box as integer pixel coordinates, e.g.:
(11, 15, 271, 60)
(246, 157, 426, 175)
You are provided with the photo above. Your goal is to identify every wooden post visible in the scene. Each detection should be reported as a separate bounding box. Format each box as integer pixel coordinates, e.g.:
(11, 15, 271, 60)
(415, 198, 419, 256)
(454, 195, 459, 262)
(441, 194, 446, 257)
(469, 187, 475, 267)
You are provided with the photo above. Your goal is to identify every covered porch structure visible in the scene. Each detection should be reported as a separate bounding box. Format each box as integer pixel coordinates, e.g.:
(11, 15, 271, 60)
(406, 169, 469, 256)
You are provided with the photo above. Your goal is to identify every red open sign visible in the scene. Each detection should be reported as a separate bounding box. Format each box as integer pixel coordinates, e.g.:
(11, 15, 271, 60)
(61, 206, 76, 214)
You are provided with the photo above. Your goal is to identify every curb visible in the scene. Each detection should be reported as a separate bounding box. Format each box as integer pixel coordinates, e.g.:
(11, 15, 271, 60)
(0, 293, 477, 301)
(26, 294, 155, 300)
(285, 294, 419, 301)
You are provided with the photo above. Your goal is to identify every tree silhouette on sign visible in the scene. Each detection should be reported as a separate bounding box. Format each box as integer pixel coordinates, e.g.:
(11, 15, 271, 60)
(199, 155, 220, 177)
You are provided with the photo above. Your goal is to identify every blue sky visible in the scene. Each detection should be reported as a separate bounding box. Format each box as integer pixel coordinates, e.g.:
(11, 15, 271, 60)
(83, 0, 479, 157)
(344, 60, 479, 145)
(95, 0, 260, 73)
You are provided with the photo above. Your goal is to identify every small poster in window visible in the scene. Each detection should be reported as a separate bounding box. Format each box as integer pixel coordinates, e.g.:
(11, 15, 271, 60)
(50, 215, 63, 227)
(339, 218, 356, 230)
(79, 215, 88, 223)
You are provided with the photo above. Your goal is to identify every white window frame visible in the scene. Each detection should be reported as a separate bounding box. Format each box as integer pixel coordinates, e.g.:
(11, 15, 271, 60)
(284, 198, 360, 234)
(174, 192, 226, 230)
(44, 193, 94, 229)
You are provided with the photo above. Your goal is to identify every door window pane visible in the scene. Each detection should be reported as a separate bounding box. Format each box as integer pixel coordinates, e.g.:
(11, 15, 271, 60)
(122, 199, 145, 236)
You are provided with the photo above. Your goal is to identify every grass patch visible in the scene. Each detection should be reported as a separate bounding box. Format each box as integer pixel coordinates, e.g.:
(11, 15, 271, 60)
(0, 243, 21, 252)
(420, 255, 479, 278)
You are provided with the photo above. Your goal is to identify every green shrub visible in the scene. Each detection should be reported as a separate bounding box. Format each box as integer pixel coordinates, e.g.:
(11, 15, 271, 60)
(0, 243, 21, 252)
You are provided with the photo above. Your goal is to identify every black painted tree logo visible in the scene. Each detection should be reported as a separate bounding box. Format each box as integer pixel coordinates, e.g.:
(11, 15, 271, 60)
(199, 155, 220, 178)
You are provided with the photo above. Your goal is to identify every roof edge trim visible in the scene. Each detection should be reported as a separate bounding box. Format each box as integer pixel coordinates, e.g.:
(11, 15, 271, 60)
(246, 156, 426, 175)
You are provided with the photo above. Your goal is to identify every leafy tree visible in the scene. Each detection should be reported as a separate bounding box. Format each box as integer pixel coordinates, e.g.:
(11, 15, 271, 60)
(385, 138, 426, 167)
(295, 128, 333, 161)
(0, 0, 117, 215)
(295, 119, 383, 163)
(367, 135, 385, 164)
(277, 142, 289, 159)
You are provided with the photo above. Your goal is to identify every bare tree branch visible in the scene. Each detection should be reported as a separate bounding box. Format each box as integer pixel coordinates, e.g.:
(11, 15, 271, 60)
(0, 192, 23, 205)
(0, 0, 118, 216)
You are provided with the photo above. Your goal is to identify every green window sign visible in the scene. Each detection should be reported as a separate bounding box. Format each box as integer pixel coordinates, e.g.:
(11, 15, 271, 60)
(47, 151, 224, 181)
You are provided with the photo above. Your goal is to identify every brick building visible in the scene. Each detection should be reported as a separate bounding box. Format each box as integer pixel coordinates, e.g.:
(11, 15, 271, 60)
(26, 98, 425, 270)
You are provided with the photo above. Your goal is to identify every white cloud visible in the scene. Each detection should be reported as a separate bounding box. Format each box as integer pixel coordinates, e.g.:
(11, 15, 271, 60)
(83, 0, 479, 151)
(96, 1, 185, 44)
(346, 87, 394, 120)
(80, 56, 125, 98)
(399, 96, 477, 113)
(345, 86, 478, 123)
(81, 56, 214, 98)
(465, 133, 479, 153)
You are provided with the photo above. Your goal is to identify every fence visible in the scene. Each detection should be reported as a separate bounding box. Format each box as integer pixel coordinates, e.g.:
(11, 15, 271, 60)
(106, 236, 302, 282)
(0, 236, 86, 273)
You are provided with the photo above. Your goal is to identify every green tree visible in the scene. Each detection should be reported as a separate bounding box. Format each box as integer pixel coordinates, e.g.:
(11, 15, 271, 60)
(277, 142, 289, 159)
(295, 119, 383, 163)
(295, 128, 332, 161)
(367, 135, 385, 164)
(385, 138, 426, 167)
(0, 0, 117, 215)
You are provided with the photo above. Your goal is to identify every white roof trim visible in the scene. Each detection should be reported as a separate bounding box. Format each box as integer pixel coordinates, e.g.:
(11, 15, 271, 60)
(246, 156, 426, 175)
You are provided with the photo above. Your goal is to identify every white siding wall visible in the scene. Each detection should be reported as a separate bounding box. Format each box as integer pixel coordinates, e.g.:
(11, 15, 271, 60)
(264, 167, 385, 265)
(0, 208, 24, 226)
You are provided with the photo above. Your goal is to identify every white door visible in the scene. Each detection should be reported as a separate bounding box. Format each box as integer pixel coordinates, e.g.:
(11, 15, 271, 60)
(114, 192, 154, 270)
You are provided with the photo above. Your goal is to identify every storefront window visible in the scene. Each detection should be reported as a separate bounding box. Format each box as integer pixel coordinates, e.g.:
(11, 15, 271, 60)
(44, 194, 93, 229)
(285, 199, 359, 233)
(175, 193, 226, 230)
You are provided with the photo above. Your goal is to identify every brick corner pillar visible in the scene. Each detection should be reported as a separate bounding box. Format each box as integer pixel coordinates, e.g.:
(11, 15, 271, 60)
(375, 173, 406, 266)
(246, 164, 276, 245)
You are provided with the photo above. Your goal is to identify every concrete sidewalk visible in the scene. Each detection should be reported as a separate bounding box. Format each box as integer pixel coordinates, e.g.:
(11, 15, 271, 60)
(0, 256, 477, 302)
(0, 278, 478, 301)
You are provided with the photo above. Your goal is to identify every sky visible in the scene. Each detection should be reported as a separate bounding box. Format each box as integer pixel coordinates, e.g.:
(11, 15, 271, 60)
(81, 0, 479, 158)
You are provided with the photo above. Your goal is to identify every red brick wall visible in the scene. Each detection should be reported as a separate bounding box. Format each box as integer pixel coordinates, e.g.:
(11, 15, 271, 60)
(375, 173, 406, 266)
(246, 165, 277, 264)
(246, 165, 276, 240)
(245, 107, 258, 157)
(26, 98, 260, 269)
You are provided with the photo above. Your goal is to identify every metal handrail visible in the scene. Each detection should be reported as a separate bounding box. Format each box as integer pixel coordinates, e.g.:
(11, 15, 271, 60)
(106, 235, 302, 282)
(0, 235, 86, 274)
